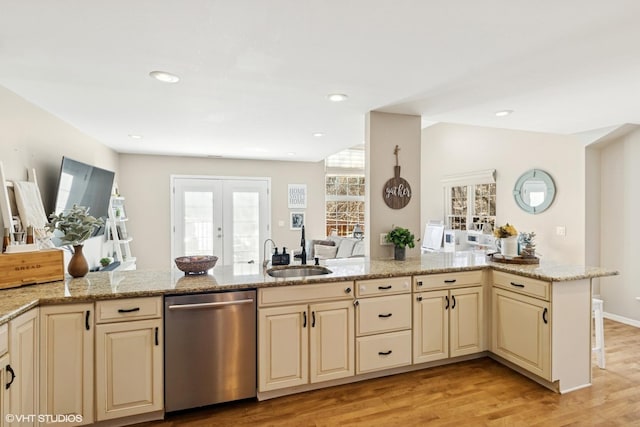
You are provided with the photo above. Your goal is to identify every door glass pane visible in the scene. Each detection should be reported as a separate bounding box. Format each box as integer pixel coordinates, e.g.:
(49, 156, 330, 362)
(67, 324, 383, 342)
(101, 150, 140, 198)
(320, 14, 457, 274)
(232, 192, 259, 264)
(183, 191, 214, 256)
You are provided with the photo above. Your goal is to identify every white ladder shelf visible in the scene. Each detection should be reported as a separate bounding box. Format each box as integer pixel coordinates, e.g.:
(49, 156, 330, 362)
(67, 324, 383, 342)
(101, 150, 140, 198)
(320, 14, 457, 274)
(107, 196, 136, 270)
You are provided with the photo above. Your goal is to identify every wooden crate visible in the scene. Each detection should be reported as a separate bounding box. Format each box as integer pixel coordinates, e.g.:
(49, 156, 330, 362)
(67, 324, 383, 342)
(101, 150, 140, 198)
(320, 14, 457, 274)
(0, 249, 64, 290)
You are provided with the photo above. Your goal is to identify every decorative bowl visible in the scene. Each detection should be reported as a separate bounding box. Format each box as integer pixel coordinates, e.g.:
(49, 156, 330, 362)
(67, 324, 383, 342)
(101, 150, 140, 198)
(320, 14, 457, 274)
(174, 255, 218, 275)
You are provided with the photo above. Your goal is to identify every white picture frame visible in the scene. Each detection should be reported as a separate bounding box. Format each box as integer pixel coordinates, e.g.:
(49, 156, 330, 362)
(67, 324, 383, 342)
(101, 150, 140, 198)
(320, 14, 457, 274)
(288, 184, 307, 209)
(290, 211, 305, 230)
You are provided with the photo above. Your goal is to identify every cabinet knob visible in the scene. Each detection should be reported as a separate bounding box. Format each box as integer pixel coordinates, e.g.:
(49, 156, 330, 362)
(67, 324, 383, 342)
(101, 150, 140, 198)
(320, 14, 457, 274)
(344, 287, 352, 294)
(359, 285, 366, 292)
(416, 296, 423, 302)
(417, 281, 423, 287)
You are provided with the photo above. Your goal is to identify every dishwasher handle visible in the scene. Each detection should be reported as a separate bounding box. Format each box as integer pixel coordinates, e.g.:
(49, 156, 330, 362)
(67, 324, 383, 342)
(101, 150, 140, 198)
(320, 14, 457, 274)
(168, 299, 254, 310)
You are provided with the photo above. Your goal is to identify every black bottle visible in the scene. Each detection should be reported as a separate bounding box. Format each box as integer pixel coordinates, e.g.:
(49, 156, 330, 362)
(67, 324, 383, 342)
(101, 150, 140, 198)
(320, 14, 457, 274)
(281, 247, 290, 265)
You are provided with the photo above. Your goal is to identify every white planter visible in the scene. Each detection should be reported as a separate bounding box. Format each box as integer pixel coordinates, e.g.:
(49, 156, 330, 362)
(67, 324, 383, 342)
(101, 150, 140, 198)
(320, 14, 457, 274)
(499, 236, 518, 257)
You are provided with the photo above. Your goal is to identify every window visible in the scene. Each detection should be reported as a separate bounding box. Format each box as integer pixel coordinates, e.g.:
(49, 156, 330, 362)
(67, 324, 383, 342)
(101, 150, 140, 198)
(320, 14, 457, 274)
(443, 170, 496, 231)
(325, 146, 365, 237)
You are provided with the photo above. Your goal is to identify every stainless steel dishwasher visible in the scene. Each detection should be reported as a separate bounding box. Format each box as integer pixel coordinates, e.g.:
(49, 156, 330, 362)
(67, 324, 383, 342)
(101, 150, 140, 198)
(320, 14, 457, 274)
(164, 290, 256, 412)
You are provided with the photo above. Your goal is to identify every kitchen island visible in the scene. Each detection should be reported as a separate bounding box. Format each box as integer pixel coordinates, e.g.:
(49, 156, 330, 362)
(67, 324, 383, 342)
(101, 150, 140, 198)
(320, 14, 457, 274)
(0, 252, 618, 426)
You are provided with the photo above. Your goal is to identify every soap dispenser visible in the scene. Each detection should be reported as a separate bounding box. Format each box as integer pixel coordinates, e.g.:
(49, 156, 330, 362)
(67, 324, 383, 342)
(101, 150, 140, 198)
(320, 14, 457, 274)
(281, 247, 290, 265)
(271, 247, 281, 265)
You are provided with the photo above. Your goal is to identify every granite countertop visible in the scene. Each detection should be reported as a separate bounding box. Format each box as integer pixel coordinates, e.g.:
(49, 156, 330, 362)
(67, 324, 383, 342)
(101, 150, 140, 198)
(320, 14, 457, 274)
(0, 251, 618, 326)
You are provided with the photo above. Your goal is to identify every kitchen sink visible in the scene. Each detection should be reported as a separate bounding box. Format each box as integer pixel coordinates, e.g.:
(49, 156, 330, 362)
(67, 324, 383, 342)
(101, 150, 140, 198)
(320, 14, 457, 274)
(266, 265, 332, 278)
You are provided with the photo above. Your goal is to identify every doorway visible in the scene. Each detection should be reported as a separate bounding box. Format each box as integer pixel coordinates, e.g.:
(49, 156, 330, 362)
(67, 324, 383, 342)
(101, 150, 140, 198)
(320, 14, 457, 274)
(171, 176, 270, 267)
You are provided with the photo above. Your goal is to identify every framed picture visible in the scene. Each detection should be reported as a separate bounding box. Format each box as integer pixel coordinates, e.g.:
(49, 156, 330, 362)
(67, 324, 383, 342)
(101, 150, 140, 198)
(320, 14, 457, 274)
(288, 184, 307, 209)
(290, 211, 305, 230)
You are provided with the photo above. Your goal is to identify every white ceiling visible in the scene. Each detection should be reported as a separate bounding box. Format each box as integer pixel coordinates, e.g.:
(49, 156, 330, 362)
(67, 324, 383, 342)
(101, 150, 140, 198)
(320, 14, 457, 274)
(2, 1, 639, 162)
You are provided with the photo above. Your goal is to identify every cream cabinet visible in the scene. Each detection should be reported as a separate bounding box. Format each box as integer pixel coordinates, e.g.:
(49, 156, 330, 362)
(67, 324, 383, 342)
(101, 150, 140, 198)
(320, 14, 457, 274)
(258, 282, 355, 392)
(8, 308, 38, 427)
(95, 297, 163, 421)
(1, 323, 10, 427)
(492, 283, 551, 381)
(413, 271, 484, 364)
(355, 277, 412, 374)
(39, 304, 94, 426)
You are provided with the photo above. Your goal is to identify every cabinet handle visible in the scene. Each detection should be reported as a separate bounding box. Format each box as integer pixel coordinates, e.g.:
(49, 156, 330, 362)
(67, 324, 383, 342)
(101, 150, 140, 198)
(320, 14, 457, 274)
(416, 296, 423, 302)
(353, 300, 360, 307)
(543, 307, 548, 324)
(510, 282, 525, 288)
(444, 279, 457, 283)
(312, 311, 316, 328)
(303, 311, 307, 328)
(378, 350, 392, 356)
(378, 285, 392, 290)
(417, 281, 423, 287)
(344, 287, 352, 294)
(5, 364, 15, 390)
(445, 295, 450, 309)
(155, 327, 159, 346)
(118, 307, 141, 313)
(451, 295, 456, 309)
(378, 313, 393, 318)
(85, 310, 90, 331)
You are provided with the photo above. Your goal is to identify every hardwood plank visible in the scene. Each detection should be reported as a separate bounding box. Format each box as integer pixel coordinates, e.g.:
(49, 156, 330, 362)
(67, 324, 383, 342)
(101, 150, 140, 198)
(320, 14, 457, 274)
(140, 319, 639, 426)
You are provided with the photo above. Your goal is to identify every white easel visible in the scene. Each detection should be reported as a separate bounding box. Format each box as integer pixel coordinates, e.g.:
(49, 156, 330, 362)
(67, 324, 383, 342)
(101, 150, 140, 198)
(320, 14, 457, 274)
(0, 161, 41, 240)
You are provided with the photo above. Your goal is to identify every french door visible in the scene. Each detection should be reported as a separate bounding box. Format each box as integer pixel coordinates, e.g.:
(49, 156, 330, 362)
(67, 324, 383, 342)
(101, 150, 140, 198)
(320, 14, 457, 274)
(172, 177, 270, 267)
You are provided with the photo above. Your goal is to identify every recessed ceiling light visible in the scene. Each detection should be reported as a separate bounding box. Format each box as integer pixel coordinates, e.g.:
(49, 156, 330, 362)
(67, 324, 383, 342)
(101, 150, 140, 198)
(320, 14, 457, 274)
(313, 132, 325, 137)
(128, 134, 143, 139)
(495, 110, 513, 117)
(149, 71, 180, 83)
(327, 93, 348, 102)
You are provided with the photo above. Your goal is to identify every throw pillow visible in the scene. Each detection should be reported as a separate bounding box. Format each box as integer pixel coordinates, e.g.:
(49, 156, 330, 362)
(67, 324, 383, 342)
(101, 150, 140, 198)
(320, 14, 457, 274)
(336, 238, 357, 258)
(314, 244, 338, 259)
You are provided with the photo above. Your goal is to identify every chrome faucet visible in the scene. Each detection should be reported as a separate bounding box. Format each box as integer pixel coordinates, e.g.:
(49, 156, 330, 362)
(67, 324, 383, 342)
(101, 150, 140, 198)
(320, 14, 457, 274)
(263, 239, 276, 268)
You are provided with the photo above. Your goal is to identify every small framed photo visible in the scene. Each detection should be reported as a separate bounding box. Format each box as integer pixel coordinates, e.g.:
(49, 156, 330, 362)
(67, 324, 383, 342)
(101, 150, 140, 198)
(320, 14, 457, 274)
(290, 212, 305, 230)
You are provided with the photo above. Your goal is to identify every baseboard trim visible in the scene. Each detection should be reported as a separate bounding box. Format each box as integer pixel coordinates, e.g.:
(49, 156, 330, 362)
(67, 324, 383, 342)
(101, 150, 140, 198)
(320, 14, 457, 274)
(603, 312, 640, 328)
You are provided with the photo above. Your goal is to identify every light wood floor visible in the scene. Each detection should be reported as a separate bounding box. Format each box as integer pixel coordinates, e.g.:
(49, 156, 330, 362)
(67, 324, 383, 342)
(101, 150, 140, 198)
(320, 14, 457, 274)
(144, 319, 640, 426)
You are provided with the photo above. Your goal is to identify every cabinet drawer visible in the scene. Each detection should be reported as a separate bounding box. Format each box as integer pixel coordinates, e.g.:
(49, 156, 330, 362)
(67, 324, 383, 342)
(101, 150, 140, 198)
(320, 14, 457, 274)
(414, 270, 482, 290)
(259, 281, 354, 306)
(492, 271, 550, 301)
(355, 276, 411, 297)
(96, 297, 162, 323)
(0, 323, 7, 356)
(356, 330, 412, 374)
(356, 294, 411, 336)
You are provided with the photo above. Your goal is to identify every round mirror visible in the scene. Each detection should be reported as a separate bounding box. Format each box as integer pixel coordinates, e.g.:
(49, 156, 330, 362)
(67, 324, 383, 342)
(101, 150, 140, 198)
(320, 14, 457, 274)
(513, 169, 556, 214)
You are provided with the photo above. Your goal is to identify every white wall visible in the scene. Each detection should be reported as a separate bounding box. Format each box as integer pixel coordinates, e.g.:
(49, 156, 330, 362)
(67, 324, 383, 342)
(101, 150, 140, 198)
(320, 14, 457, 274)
(598, 130, 640, 322)
(421, 123, 585, 264)
(366, 112, 421, 259)
(0, 85, 119, 269)
(117, 154, 325, 270)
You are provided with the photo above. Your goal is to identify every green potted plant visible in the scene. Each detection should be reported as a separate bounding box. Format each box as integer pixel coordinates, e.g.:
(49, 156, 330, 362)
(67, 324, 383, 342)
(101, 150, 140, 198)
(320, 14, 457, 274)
(385, 226, 415, 260)
(46, 204, 104, 278)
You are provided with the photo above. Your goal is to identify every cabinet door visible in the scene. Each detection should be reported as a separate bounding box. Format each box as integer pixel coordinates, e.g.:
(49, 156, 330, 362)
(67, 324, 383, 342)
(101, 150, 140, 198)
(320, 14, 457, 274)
(1, 353, 10, 427)
(258, 305, 309, 392)
(95, 319, 163, 421)
(309, 301, 354, 383)
(413, 290, 448, 363)
(492, 288, 551, 380)
(40, 304, 93, 426)
(450, 287, 483, 358)
(9, 308, 38, 427)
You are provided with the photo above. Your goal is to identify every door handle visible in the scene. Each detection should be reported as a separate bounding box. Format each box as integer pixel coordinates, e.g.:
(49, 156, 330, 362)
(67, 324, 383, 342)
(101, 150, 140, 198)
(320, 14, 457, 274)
(444, 279, 457, 283)
(378, 285, 392, 290)
(542, 307, 548, 324)
(312, 311, 316, 328)
(451, 295, 456, 309)
(5, 364, 15, 390)
(445, 295, 450, 309)
(155, 327, 159, 346)
(378, 350, 392, 356)
(303, 311, 307, 328)
(85, 310, 90, 330)
(378, 313, 393, 318)
(168, 299, 254, 310)
(118, 307, 141, 313)
(510, 281, 525, 288)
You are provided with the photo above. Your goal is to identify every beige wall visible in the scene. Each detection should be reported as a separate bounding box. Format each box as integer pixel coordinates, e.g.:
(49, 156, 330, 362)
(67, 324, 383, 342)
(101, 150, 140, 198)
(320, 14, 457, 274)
(117, 154, 325, 270)
(0, 85, 119, 269)
(598, 130, 640, 323)
(421, 123, 585, 264)
(366, 112, 421, 259)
